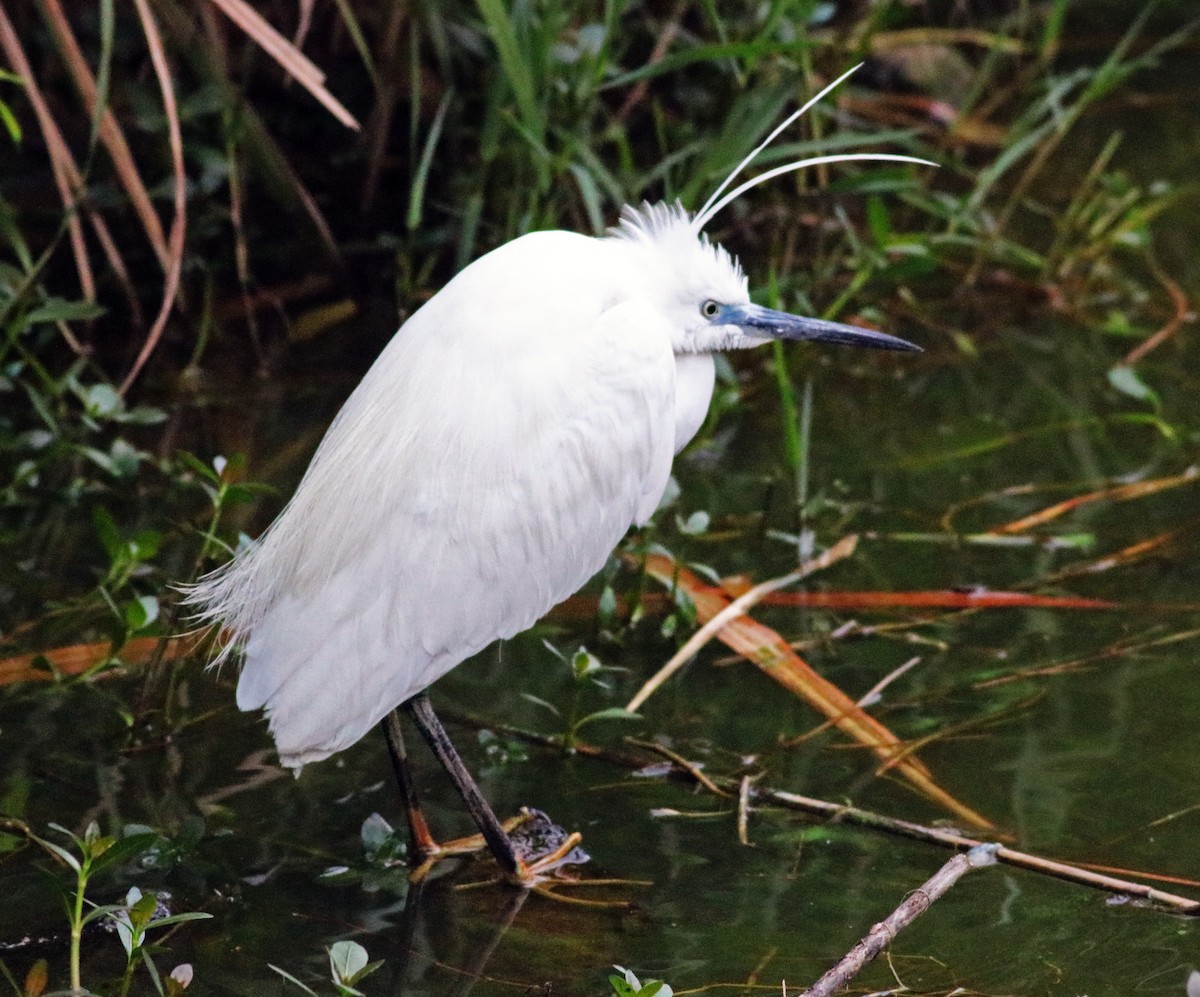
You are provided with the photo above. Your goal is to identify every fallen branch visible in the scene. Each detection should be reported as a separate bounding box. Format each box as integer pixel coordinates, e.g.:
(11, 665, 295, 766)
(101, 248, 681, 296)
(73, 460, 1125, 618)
(797, 844, 1000, 997)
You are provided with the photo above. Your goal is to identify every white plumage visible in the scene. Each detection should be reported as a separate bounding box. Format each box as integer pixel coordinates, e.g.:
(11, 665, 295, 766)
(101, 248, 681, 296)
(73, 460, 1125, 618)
(188, 204, 751, 767)
(187, 72, 926, 776)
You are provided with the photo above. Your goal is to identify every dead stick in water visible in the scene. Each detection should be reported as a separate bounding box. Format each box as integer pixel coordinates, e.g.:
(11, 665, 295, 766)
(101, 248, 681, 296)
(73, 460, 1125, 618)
(797, 844, 999, 997)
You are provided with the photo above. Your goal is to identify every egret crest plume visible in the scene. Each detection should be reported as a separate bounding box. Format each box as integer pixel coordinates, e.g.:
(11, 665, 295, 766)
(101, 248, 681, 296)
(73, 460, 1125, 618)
(691, 63, 935, 232)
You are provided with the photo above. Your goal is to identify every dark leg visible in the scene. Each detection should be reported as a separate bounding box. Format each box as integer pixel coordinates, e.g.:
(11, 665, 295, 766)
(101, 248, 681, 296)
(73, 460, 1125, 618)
(403, 692, 522, 878)
(380, 709, 440, 864)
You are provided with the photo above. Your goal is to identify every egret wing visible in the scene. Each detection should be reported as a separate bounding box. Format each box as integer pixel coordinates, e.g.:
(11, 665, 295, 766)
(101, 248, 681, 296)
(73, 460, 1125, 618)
(200, 279, 676, 767)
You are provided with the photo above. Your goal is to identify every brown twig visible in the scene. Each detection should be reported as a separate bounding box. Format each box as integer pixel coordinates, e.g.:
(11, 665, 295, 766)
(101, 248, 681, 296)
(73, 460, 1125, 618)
(40, 0, 169, 273)
(207, 0, 360, 131)
(0, 5, 94, 303)
(625, 738, 730, 798)
(1123, 262, 1193, 366)
(614, 0, 685, 125)
(625, 534, 859, 712)
(121, 0, 186, 395)
(737, 774, 753, 846)
(797, 845, 1000, 997)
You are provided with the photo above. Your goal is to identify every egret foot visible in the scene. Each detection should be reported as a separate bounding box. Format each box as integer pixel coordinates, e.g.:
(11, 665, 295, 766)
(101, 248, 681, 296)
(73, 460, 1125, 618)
(403, 810, 590, 886)
(457, 810, 647, 906)
(381, 696, 590, 887)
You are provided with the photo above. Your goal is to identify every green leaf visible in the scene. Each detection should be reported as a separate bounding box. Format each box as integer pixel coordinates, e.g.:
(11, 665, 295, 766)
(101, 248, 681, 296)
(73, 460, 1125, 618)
(141, 911, 214, 930)
(360, 813, 394, 855)
(26, 298, 106, 324)
(328, 941, 369, 986)
(574, 707, 641, 732)
(80, 445, 122, 477)
(407, 90, 452, 231)
(130, 888, 157, 920)
(0, 99, 21, 144)
(124, 595, 160, 633)
(520, 692, 560, 717)
(36, 837, 82, 872)
(108, 438, 144, 476)
(571, 647, 601, 681)
(609, 974, 638, 997)
(676, 510, 710, 536)
(474, 0, 542, 142)
(80, 382, 123, 418)
(1107, 364, 1159, 408)
(88, 831, 160, 875)
(176, 450, 221, 483)
(345, 960, 384, 987)
(91, 507, 122, 561)
(596, 587, 619, 623)
(81, 902, 129, 927)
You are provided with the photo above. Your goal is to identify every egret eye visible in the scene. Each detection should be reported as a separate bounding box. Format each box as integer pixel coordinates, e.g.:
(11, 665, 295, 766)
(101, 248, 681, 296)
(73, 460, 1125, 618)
(701, 300, 721, 319)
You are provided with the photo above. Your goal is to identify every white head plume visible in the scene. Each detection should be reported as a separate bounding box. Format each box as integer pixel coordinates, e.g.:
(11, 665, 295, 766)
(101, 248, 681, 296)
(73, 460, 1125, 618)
(690, 64, 936, 234)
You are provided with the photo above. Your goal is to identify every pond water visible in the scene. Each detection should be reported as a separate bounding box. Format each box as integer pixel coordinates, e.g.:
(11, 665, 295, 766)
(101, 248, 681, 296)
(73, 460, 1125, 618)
(4, 39, 1200, 997)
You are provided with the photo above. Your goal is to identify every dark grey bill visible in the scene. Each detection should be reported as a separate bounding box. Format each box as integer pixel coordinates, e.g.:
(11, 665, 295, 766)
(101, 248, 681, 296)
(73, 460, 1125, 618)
(717, 302, 920, 352)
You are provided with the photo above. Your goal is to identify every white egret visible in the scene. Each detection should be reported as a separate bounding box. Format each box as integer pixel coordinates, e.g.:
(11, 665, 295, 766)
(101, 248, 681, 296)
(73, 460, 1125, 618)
(187, 67, 928, 884)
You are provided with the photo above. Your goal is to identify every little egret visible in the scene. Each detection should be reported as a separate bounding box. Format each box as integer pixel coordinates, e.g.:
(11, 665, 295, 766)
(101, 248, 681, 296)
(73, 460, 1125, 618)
(187, 67, 926, 884)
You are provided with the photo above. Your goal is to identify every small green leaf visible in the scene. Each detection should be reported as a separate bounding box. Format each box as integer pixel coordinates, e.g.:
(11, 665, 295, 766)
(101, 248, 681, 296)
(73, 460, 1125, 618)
(124, 595, 160, 633)
(609, 974, 638, 997)
(140, 911, 213, 930)
(109, 438, 144, 477)
(80, 382, 123, 418)
(598, 585, 618, 624)
(88, 831, 161, 874)
(520, 692, 560, 717)
(572, 647, 601, 681)
(328, 940, 369, 985)
(360, 813, 394, 855)
(574, 707, 641, 733)
(345, 959, 384, 987)
(1107, 364, 1159, 407)
(81, 445, 122, 476)
(676, 510, 710, 536)
(130, 889, 159, 930)
(27, 298, 106, 324)
(37, 837, 82, 872)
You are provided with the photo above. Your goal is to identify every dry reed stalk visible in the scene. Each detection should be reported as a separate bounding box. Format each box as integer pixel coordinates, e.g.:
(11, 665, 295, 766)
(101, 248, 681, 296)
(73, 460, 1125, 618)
(121, 0, 186, 394)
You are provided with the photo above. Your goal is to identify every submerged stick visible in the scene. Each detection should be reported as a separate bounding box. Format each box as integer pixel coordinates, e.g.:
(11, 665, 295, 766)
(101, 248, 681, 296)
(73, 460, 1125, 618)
(798, 844, 1000, 997)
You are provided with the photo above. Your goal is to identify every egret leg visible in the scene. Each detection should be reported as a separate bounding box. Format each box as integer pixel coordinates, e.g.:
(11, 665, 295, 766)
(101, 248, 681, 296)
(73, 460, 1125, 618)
(380, 709, 440, 863)
(402, 693, 523, 879)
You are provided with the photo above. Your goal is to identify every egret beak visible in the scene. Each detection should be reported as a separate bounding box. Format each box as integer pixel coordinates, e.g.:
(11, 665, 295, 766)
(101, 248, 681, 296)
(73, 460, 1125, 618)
(719, 302, 920, 352)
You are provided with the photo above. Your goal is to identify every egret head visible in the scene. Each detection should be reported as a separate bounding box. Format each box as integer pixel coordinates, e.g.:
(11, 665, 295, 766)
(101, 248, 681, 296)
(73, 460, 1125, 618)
(607, 64, 930, 357)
